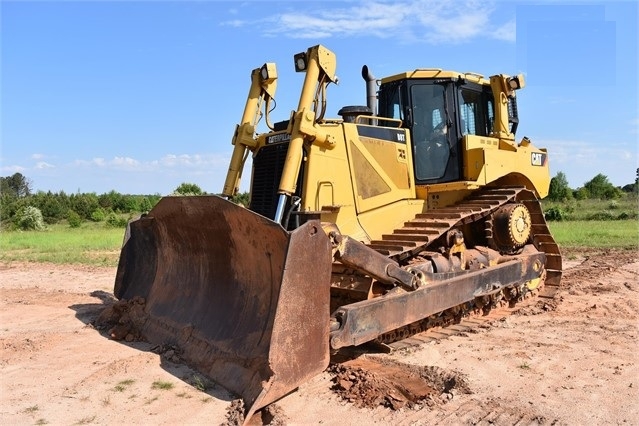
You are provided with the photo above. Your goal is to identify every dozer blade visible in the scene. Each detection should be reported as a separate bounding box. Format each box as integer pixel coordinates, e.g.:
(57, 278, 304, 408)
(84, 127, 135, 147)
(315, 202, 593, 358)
(114, 196, 332, 421)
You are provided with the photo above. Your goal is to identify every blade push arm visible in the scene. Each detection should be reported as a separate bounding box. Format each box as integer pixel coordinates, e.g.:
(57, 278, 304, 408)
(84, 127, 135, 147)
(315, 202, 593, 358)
(222, 63, 278, 197)
(489, 73, 525, 143)
(274, 45, 338, 223)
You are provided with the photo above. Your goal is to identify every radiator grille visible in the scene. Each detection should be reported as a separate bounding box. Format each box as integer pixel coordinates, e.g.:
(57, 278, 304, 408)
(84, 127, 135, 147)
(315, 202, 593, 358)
(249, 142, 289, 220)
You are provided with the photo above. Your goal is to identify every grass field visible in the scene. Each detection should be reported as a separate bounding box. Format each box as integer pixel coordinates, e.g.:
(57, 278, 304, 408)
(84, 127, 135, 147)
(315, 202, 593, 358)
(1, 217, 637, 267)
(543, 197, 638, 221)
(547, 219, 638, 251)
(0, 223, 125, 266)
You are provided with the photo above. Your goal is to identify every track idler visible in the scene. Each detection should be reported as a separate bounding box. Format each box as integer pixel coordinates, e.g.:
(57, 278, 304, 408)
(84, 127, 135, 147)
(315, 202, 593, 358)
(492, 203, 532, 251)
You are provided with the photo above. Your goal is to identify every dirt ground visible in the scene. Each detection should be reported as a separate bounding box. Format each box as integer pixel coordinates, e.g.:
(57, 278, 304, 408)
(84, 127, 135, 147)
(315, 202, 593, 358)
(1, 248, 637, 425)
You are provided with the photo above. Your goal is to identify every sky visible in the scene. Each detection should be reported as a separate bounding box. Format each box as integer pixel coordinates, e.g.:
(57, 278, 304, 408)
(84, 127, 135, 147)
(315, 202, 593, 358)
(2, 0, 637, 196)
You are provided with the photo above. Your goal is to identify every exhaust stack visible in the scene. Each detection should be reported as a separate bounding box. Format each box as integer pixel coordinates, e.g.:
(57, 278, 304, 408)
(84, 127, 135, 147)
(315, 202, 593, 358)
(361, 65, 377, 116)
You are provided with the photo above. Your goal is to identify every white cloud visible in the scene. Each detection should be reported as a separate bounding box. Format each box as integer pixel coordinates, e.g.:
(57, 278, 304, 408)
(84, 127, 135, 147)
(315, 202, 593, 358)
(270, 3, 406, 39)
(112, 156, 140, 168)
(74, 157, 139, 169)
(74, 158, 101, 167)
(157, 153, 229, 169)
(540, 139, 599, 165)
(493, 19, 516, 42)
(223, 1, 514, 44)
(222, 19, 246, 28)
(35, 161, 55, 169)
(536, 138, 637, 186)
(1, 165, 26, 174)
(619, 150, 633, 160)
(31, 153, 45, 160)
(72, 153, 228, 172)
(412, 1, 492, 43)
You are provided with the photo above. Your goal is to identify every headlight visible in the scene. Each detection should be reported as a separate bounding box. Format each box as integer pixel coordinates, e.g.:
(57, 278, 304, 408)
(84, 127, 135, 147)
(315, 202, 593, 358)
(259, 63, 277, 83)
(294, 52, 307, 72)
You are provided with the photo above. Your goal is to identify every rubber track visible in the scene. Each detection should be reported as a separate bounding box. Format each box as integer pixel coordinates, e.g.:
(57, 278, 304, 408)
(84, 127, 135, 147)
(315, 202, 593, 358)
(366, 186, 562, 296)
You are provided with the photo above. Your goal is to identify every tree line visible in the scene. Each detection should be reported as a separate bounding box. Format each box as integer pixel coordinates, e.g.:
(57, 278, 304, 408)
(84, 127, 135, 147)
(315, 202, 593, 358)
(0, 174, 250, 231)
(1, 169, 636, 230)
(547, 169, 638, 202)
(1, 173, 162, 230)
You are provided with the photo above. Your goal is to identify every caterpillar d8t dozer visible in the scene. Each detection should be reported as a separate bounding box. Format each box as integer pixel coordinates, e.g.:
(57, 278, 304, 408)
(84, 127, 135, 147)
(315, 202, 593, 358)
(114, 45, 561, 421)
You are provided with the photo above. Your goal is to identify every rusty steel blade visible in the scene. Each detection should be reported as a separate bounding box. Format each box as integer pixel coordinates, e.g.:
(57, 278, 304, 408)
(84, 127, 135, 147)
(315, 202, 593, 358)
(114, 196, 332, 421)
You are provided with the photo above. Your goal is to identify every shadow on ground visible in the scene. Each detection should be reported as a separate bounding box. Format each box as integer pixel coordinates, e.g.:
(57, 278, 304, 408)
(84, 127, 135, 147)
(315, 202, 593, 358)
(69, 291, 235, 406)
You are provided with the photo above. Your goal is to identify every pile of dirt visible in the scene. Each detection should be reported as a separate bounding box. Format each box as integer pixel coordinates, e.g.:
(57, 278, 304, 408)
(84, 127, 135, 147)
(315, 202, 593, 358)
(150, 343, 183, 364)
(257, 404, 288, 426)
(223, 399, 288, 426)
(514, 298, 559, 316)
(94, 296, 146, 342)
(223, 399, 245, 426)
(329, 357, 470, 410)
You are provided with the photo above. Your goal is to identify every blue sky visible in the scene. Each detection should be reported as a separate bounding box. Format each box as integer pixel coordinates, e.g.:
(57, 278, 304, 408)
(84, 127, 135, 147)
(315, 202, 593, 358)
(2, 1, 637, 195)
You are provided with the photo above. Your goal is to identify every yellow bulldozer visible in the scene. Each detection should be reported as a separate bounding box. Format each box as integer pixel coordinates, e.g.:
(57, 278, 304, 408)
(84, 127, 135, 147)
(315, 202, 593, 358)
(113, 45, 561, 421)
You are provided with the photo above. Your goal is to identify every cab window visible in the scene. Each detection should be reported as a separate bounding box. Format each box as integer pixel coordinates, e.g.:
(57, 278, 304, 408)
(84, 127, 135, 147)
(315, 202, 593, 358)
(458, 88, 493, 136)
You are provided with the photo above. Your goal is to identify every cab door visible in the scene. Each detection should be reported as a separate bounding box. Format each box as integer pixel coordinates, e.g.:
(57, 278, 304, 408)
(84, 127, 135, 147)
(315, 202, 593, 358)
(407, 81, 461, 184)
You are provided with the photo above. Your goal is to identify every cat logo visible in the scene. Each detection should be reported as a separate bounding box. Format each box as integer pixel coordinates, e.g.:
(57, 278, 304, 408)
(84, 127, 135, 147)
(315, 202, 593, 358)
(531, 152, 547, 166)
(266, 133, 291, 145)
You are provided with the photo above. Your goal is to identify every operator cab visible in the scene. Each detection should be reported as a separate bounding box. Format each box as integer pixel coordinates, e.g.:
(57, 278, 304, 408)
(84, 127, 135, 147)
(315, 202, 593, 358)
(377, 71, 516, 185)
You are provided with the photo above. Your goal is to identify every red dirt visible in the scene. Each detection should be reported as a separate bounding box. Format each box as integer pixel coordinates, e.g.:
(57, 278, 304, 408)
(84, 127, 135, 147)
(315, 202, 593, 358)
(1, 248, 637, 424)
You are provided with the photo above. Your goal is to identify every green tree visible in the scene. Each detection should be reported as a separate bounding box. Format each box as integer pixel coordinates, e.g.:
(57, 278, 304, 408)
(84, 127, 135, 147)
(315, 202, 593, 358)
(0, 195, 29, 224)
(90, 207, 108, 222)
(548, 171, 572, 201)
(139, 197, 153, 212)
(0, 194, 17, 222)
(1, 172, 32, 197)
(231, 191, 250, 206)
(31, 191, 68, 224)
(16, 206, 45, 231)
(69, 193, 100, 220)
(583, 174, 622, 199)
(105, 212, 128, 228)
(0, 178, 11, 197)
(172, 183, 204, 196)
(98, 190, 122, 211)
(121, 195, 140, 213)
(39, 194, 66, 224)
(573, 187, 589, 200)
(622, 168, 639, 194)
(67, 210, 82, 228)
(544, 206, 566, 221)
